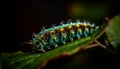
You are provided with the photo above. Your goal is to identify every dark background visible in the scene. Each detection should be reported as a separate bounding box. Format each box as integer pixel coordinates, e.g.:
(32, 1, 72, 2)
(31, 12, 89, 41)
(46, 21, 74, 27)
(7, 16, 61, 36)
(2, 0, 120, 53)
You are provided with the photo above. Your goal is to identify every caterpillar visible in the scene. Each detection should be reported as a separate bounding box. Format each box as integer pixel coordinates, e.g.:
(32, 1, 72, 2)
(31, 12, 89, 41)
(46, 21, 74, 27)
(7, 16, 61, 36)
(31, 20, 99, 52)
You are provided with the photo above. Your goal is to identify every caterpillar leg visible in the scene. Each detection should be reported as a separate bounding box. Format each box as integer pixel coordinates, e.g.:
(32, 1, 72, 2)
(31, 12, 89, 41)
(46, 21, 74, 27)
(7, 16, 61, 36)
(43, 40, 51, 50)
(89, 28, 94, 34)
(67, 26, 75, 41)
(60, 28, 67, 45)
(35, 42, 46, 52)
(83, 27, 89, 37)
(76, 35, 80, 39)
(40, 34, 52, 50)
(69, 30, 75, 41)
(49, 40, 58, 48)
(60, 33, 67, 45)
(76, 28, 82, 39)
(37, 49, 46, 52)
(54, 36, 59, 46)
(49, 31, 58, 48)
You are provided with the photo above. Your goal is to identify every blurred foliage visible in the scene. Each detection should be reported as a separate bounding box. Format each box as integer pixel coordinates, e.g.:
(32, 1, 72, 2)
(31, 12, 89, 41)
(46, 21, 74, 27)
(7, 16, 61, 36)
(69, 3, 108, 17)
(68, 2, 111, 22)
(106, 15, 120, 52)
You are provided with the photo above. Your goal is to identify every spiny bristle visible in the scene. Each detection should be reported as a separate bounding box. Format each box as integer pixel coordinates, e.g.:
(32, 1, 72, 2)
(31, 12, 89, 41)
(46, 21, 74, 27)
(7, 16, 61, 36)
(41, 26, 46, 31)
(85, 21, 91, 25)
(51, 24, 56, 28)
(60, 21, 64, 25)
(67, 19, 73, 23)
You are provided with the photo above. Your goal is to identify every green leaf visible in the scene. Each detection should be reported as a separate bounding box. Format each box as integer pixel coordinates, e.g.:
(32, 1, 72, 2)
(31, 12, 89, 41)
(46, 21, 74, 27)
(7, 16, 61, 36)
(106, 15, 120, 49)
(40, 46, 120, 69)
(0, 23, 107, 69)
